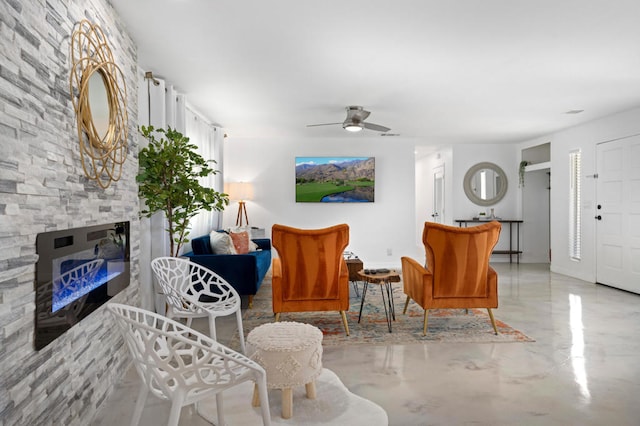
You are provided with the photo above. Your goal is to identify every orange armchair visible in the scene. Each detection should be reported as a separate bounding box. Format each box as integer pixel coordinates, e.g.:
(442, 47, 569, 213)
(271, 223, 350, 335)
(401, 221, 502, 335)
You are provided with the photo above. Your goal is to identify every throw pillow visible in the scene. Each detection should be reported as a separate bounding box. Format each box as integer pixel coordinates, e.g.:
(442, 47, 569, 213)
(248, 240, 259, 252)
(229, 231, 250, 254)
(227, 226, 252, 240)
(209, 231, 237, 255)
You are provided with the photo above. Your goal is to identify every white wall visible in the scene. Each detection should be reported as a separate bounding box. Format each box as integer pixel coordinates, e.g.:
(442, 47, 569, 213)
(223, 136, 423, 268)
(518, 107, 640, 282)
(224, 137, 520, 267)
(222, 106, 640, 280)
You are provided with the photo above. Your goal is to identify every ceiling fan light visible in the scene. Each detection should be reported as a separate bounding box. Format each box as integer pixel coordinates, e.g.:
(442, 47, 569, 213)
(344, 123, 363, 132)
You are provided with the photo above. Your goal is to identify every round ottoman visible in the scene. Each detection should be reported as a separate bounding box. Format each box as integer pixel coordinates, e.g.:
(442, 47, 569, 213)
(247, 321, 323, 419)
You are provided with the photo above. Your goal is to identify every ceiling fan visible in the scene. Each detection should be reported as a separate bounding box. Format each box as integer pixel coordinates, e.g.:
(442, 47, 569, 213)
(307, 106, 391, 133)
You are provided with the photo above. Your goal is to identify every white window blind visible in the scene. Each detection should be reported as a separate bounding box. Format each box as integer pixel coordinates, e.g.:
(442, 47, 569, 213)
(569, 150, 582, 260)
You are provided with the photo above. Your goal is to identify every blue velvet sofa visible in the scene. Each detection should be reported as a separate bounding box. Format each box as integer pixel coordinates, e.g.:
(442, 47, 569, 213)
(182, 233, 271, 308)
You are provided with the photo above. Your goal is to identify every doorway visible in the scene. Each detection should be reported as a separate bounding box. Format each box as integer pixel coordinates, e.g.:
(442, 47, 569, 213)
(521, 143, 551, 264)
(432, 166, 444, 223)
(522, 169, 551, 262)
(596, 135, 640, 293)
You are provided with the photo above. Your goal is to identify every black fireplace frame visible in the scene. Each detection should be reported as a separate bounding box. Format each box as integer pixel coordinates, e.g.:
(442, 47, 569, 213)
(34, 221, 130, 350)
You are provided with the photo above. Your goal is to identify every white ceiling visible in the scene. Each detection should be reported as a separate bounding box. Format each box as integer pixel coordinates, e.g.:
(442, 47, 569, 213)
(109, 0, 640, 144)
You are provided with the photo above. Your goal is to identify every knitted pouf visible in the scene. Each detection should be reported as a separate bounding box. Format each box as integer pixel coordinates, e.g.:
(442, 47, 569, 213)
(247, 321, 323, 419)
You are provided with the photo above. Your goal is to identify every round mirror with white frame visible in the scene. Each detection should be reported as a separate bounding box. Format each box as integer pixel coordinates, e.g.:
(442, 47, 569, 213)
(463, 162, 508, 206)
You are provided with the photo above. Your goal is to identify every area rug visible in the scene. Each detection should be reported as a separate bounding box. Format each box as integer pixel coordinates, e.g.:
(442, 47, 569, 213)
(238, 279, 534, 346)
(197, 368, 388, 425)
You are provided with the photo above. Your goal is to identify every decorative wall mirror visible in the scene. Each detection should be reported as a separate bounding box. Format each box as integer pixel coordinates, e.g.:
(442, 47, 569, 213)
(87, 71, 111, 140)
(69, 20, 128, 189)
(463, 162, 508, 206)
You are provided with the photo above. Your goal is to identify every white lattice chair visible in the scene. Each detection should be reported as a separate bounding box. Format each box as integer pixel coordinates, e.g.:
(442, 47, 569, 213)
(151, 256, 246, 354)
(107, 303, 271, 426)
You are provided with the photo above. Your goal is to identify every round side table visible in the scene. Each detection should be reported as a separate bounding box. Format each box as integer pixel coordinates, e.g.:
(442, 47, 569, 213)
(357, 269, 401, 332)
(247, 321, 323, 419)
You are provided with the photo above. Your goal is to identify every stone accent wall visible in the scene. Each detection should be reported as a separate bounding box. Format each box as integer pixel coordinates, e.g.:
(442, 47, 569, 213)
(0, 0, 139, 424)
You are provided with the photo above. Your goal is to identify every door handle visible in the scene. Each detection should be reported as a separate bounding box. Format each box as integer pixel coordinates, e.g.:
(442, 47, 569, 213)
(431, 213, 439, 217)
(595, 215, 602, 220)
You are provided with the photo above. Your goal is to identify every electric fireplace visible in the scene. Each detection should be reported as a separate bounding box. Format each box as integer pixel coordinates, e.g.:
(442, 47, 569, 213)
(34, 221, 130, 350)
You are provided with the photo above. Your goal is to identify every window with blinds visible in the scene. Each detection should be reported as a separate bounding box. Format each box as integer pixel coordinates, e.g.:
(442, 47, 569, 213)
(569, 150, 582, 260)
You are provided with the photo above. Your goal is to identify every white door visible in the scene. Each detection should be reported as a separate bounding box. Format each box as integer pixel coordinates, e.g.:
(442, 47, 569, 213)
(432, 166, 445, 223)
(596, 136, 640, 293)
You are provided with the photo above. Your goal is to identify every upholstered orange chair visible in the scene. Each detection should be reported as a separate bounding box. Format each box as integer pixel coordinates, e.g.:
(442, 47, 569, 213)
(271, 223, 350, 335)
(401, 220, 502, 335)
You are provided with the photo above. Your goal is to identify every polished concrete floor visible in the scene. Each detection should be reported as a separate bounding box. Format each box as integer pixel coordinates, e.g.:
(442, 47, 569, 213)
(94, 263, 640, 425)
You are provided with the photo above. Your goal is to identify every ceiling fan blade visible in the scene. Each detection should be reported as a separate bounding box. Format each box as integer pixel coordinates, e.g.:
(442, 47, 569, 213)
(306, 122, 342, 127)
(363, 122, 391, 132)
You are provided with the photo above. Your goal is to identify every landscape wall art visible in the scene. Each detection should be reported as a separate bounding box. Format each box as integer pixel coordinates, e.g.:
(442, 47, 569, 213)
(295, 156, 375, 202)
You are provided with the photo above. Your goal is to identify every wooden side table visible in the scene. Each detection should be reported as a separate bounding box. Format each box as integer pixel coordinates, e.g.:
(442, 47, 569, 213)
(357, 269, 401, 332)
(345, 258, 364, 296)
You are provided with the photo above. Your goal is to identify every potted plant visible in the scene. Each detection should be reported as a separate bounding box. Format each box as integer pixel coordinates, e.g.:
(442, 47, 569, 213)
(519, 160, 529, 188)
(137, 126, 229, 257)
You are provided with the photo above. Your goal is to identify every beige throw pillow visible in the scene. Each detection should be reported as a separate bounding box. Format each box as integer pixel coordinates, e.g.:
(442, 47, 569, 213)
(209, 231, 237, 255)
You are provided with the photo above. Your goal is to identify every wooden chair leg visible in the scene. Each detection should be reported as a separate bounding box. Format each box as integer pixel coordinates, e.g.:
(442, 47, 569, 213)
(422, 309, 429, 336)
(305, 381, 316, 399)
(275, 312, 280, 322)
(340, 310, 350, 336)
(403, 295, 411, 314)
(252, 383, 260, 407)
(248, 295, 254, 309)
(487, 308, 498, 335)
(282, 388, 293, 419)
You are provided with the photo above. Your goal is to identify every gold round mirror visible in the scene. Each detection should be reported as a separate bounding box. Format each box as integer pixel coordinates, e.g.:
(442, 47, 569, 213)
(70, 20, 128, 189)
(463, 162, 508, 206)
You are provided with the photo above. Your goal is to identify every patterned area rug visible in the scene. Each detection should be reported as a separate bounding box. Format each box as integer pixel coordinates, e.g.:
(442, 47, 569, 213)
(239, 278, 534, 346)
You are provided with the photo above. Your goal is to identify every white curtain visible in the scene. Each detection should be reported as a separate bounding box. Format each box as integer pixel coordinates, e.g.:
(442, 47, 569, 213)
(138, 70, 224, 312)
(183, 105, 225, 253)
(138, 70, 172, 312)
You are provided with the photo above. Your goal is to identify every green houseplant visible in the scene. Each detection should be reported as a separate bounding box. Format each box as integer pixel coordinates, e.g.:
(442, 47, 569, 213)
(519, 160, 529, 188)
(137, 126, 229, 257)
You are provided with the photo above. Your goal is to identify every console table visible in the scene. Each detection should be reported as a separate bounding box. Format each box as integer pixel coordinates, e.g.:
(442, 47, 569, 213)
(455, 219, 523, 264)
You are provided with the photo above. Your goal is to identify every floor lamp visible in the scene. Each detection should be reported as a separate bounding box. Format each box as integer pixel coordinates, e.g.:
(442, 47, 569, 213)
(227, 182, 253, 227)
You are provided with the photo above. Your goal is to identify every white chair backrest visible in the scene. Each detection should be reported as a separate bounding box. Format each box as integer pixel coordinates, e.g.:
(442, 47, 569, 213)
(151, 257, 239, 313)
(151, 257, 192, 312)
(107, 303, 262, 402)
